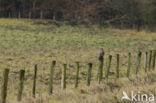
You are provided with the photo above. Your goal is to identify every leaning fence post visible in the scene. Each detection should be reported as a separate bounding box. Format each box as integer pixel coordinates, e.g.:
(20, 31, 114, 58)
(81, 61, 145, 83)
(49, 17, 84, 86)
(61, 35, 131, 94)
(33, 64, 37, 97)
(17, 70, 25, 101)
(148, 50, 152, 71)
(1, 69, 10, 103)
(144, 52, 148, 72)
(116, 54, 120, 78)
(49, 61, 56, 95)
(86, 63, 92, 86)
(97, 49, 104, 84)
(106, 55, 112, 80)
(75, 62, 80, 88)
(127, 53, 131, 77)
(61, 64, 67, 89)
(152, 50, 156, 70)
(135, 51, 142, 74)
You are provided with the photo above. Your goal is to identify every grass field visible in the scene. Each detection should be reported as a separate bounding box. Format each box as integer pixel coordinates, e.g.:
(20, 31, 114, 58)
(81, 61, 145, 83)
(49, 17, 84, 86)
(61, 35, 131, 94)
(0, 18, 156, 103)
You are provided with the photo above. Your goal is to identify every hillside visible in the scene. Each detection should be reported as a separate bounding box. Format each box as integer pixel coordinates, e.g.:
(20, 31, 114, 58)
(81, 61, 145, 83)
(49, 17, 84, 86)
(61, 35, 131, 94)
(0, 19, 156, 103)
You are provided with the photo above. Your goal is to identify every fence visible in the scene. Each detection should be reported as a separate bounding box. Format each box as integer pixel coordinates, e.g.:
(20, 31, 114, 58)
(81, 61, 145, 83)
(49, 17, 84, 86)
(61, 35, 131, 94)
(1, 50, 156, 103)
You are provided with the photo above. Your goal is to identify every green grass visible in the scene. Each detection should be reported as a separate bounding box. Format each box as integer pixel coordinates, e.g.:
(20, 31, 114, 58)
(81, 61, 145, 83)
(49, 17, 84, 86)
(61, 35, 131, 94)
(0, 18, 156, 103)
(0, 18, 156, 50)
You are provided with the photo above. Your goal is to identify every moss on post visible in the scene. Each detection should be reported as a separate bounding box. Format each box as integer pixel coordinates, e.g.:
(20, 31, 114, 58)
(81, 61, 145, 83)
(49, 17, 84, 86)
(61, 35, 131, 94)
(148, 50, 152, 71)
(135, 51, 142, 74)
(106, 55, 112, 80)
(97, 48, 105, 84)
(33, 64, 37, 97)
(144, 52, 148, 72)
(86, 63, 92, 86)
(17, 70, 25, 101)
(116, 54, 120, 78)
(75, 62, 80, 88)
(49, 61, 56, 95)
(152, 50, 156, 70)
(127, 53, 131, 77)
(1, 69, 10, 103)
(61, 64, 67, 89)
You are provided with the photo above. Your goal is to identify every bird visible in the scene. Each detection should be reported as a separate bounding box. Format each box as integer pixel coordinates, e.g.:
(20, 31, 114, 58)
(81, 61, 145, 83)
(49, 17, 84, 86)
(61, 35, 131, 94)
(99, 48, 105, 60)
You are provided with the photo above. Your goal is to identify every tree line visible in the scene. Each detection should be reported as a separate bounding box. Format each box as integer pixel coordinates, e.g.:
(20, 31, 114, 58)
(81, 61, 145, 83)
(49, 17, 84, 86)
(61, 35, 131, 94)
(0, 0, 155, 31)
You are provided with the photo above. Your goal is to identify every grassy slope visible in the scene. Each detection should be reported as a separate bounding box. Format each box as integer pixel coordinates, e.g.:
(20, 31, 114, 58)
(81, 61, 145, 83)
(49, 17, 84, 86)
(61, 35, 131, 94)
(0, 18, 156, 103)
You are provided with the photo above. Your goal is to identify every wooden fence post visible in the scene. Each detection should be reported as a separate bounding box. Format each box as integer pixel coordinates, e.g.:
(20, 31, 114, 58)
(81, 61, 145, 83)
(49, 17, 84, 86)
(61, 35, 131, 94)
(148, 50, 152, 71)
(33, 64, 37, 97)
(144, 52, 148, 72)
(127, 53, 131, 77)
(152, 50, 156, 70)
(9, 12, 11, 18)
(116, 54, 120, 78)
(49, 61, 56, 95)
(75, 62, 80, 88)
(61, 64, 67, 89)
(28, 12, 31, 19)
(97, 49, 104, 84)
(135, 51, 142, 74)
(106, 55, 112, 80)
(1, 69, 10, 103)
(86, 63, 92, 86)
(17, 70, 25, 101)
(40, 11, 43, 19)
(18, 12, 21, 19)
